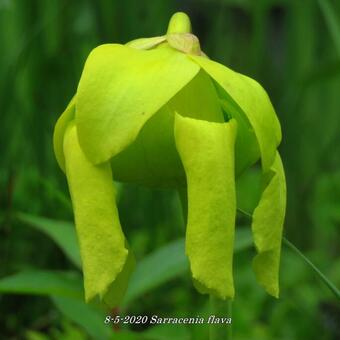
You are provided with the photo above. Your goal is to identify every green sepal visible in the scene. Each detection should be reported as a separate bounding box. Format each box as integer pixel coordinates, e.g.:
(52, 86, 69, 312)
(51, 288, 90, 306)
(252, 152, 286, 297)
(63, 122, 133, 306)
(76, 43, 200, 164)
(166, 33, 201, 55)
(174, 113, 237, 299)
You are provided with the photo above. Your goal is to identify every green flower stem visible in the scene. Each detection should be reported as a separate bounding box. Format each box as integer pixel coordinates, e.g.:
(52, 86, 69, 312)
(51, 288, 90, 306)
(237, 208, 340, 300)
(209, 296, 232, 340)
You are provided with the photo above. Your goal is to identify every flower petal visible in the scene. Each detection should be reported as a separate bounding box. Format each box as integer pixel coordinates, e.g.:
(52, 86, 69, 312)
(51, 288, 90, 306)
(63, 122, 132, 305)
(76, 44, 200, 164)
(189, 55, 281, 172)
(218, 90, 260, 175)
(174, 113, 237, 299)
(168, 70, 224, 122)
(126, 36, 166, 50)
(252, 152, 286, 297)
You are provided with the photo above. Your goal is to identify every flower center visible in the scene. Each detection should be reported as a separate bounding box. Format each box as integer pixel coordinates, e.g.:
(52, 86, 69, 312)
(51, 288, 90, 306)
(166, 12, 201, 55)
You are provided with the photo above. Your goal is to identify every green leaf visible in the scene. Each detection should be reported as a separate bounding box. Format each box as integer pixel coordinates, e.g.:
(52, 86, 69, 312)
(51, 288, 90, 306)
(76, 44, 200, 164)
(174, 113, 237, 299)
(190, 55, 281, 172)
(16, 212, 81, 268)
(252, 152, 286, 297)
(124, 238, 188, 305)
(63, 122, 134, 306)
(51, 296, 110, 340)
(0, 270, 83, 299)
(9, 217, 252, 308)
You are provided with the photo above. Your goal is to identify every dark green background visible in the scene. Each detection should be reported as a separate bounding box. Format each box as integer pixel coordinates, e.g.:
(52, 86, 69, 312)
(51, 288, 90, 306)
(0, 0, 339, 339)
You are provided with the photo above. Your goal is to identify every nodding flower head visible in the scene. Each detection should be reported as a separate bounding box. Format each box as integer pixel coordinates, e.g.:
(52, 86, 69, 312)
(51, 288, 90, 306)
(54, 12, 286, 307)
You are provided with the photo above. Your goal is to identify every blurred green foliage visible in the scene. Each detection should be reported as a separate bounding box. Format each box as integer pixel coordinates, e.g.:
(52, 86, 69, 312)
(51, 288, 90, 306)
(0, 0, 339, 339)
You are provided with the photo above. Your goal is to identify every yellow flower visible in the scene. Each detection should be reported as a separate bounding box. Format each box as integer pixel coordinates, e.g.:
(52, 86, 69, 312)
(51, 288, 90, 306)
(53, 12, 286, 307)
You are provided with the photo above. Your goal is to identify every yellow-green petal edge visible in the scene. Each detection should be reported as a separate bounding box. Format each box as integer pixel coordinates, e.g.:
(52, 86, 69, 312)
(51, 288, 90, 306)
(63, 122, 132, 305)
(189, 55, 281, 172)
(174, 113, 237, 299)
(252, 152, 286, 297)
(76, 44, 200, 164)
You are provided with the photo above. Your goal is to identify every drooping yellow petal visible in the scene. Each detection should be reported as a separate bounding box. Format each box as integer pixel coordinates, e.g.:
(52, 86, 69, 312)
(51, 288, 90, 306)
(102, 241, 135, 307)
(218, 93, 260, 175)
(63, 122, 133, 305)
(76, 44, 199, 164)
(252, 152, 286, 297)
(189, 55, 281, 172)
(169, 70, 224, 122)
(190, 56, 287, 297)
(174, 113, 237, 299)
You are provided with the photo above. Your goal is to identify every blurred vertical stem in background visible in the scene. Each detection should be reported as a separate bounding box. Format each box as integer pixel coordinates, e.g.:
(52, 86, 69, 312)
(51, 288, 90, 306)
(209, 296, 232, 340)
(317, 0, 340, 56)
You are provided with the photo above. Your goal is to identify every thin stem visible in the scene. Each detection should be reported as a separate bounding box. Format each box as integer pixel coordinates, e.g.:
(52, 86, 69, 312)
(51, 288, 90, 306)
(237, 207, 252, 219)
(209, 296, 232, 340)
(237, 208, 340, 300)
(282, 238, 340, 300)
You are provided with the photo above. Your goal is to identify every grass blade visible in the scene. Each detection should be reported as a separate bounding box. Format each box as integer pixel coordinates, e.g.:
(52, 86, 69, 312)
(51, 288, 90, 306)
(0, 270, 83, 299)
(16, 212, 81, 268)
(282, 238, 340, 300)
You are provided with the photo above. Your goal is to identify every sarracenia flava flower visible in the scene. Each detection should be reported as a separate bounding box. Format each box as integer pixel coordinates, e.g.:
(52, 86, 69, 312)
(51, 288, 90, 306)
(54, 12, 286, 306)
